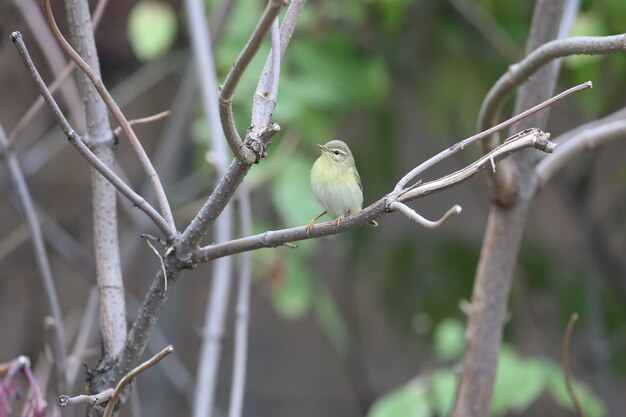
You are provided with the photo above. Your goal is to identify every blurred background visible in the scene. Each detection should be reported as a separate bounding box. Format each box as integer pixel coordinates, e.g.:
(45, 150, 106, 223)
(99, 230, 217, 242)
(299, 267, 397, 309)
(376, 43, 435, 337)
(0, 0, 625, 416)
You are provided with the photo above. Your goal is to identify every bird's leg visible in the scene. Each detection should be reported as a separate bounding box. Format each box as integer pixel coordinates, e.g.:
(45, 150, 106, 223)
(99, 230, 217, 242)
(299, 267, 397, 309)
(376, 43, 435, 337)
(334, 214, 346, 225)
(306, 211, 327, 236)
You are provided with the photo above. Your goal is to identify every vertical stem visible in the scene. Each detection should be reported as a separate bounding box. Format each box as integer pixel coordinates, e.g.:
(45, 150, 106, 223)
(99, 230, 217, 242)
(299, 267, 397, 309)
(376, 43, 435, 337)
(63, 0, 127, 366)
(228, 191, 253, 417)
(184, 1, 234, 416)
(452, 1, 577, 416)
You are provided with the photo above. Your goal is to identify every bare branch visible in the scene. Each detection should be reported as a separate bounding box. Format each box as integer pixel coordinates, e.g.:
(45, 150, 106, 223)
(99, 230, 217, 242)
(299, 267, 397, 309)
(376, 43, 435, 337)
(112, 110, 171, 139)
(219, 0, 286, 163)
(390, 202, 462, 229)
(7, 0, 109, 145)
(43, 0, 176, 232)
(195, 128, 555, 262)
(562, 313, 585, 417)
(103, 345, 174, 417)
(59, 388, 114, 408)
(393, 82, 590, 193)
(536, 118, 626, 186)
(0, 124, 68, 391)
(479, 34, 626, 143)
(228, 190, 253, 417)
(10, 32, 176, 241)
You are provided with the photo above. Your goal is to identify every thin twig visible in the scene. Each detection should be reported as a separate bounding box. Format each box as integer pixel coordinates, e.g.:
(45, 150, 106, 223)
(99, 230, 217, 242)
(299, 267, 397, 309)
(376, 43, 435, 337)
(59, 388, 114, 408)
(562, 313, 585, 417)
(112, 110, 171, 138)
(7, 0, 110, 144)
(103, 345, 174, 417)
(194, 128, 555, 261)
(218, 0, 286, 162)
(390, 202, 462, 229)
(42, 0, 176, 232)
(393, 81, 591, 193)
(0, 124, 68, 391)
(10, 32, 176, 241)
(478, 34, 626, 150)
(536, 118, 626, 186)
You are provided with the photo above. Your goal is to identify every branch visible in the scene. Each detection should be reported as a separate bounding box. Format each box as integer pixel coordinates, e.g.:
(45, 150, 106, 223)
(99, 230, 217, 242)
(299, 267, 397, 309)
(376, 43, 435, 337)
(7, 0, 109, 145)
(43, 0, 176, 232)
(390, 202, 462, 229)
(10, 32, 176, 241)
(103, 345, 174, 417)
(228, 190, 253, 417)
(393, 82, 590, 193)
(195, 128, 555, 262)
(59, 388, 114, 408)
(562, 313, 585, 417)
(218, 0, 286, 163)
(535, 118, 626, 186)
(0, 125, 68, 391)
(478, 33, 626, 145)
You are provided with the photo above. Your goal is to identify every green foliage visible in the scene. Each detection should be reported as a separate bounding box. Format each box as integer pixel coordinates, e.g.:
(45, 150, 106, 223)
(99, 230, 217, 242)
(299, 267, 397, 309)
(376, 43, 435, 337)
(369, 320, 607, 417)
(433, 318, 464, 361)
(127, 1, 177, 61)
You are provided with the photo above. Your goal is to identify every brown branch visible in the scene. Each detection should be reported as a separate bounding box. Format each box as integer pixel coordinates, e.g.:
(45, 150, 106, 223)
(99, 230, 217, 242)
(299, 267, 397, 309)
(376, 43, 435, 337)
(478, 32, 626, 203)
(453, 3, 575, 416)
(562, 313, 585, 417)
(103, 345, 174, 417)
(112, 110, 171, 138)
(43, 0, 176, 233)
(10, 32, 175, 241)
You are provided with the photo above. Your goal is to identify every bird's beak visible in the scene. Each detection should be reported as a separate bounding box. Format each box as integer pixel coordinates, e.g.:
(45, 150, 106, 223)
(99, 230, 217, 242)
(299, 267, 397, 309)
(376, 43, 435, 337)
(316, 144, 327, 153)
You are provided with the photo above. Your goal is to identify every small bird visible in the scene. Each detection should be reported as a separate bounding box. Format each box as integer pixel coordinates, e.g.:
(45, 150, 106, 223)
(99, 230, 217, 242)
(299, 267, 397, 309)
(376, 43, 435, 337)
(307, 140, 376, 234)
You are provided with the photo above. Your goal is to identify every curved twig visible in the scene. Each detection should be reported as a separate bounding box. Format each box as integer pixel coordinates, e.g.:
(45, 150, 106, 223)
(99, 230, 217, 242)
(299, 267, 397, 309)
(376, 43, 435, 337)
(10, 32, 175, 241)
(42, 0, 176, 233)
(562, 313, 585, 417)
(390, 202, 462, 229)
(536, 118, 626, 186)
(103, 345, 174, 417)
(478, 34, 626, 149)
(393, 82, 590, 193)
(218, 0, 286, 163)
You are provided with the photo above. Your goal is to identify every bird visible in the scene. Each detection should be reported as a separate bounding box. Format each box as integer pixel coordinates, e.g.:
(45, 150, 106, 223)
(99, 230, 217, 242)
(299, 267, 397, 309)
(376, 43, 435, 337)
(307, 140, 376, 234)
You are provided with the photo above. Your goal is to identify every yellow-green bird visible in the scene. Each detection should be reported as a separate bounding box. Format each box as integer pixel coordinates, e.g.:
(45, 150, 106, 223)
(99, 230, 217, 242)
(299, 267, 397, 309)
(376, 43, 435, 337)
(307, 140, 375, 233)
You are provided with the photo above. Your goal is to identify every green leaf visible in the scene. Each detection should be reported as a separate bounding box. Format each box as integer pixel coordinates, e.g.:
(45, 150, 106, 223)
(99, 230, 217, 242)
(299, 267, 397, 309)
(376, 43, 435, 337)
(491, 348, 547, 415)
(368, 379, 431, 417)
(271, 255, 313, 320)
(433, 318, 465, 361)
(128, 1, 177, 61)
(429, 369, 456, 416)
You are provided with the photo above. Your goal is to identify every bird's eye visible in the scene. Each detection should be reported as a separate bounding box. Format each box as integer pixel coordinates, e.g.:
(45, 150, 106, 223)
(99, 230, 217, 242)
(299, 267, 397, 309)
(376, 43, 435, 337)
(333, 150, 340, 155)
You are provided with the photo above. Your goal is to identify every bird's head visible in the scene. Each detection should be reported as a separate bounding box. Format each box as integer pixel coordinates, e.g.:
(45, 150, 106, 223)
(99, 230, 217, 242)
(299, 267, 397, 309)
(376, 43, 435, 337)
(316, 140, 354, 166)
